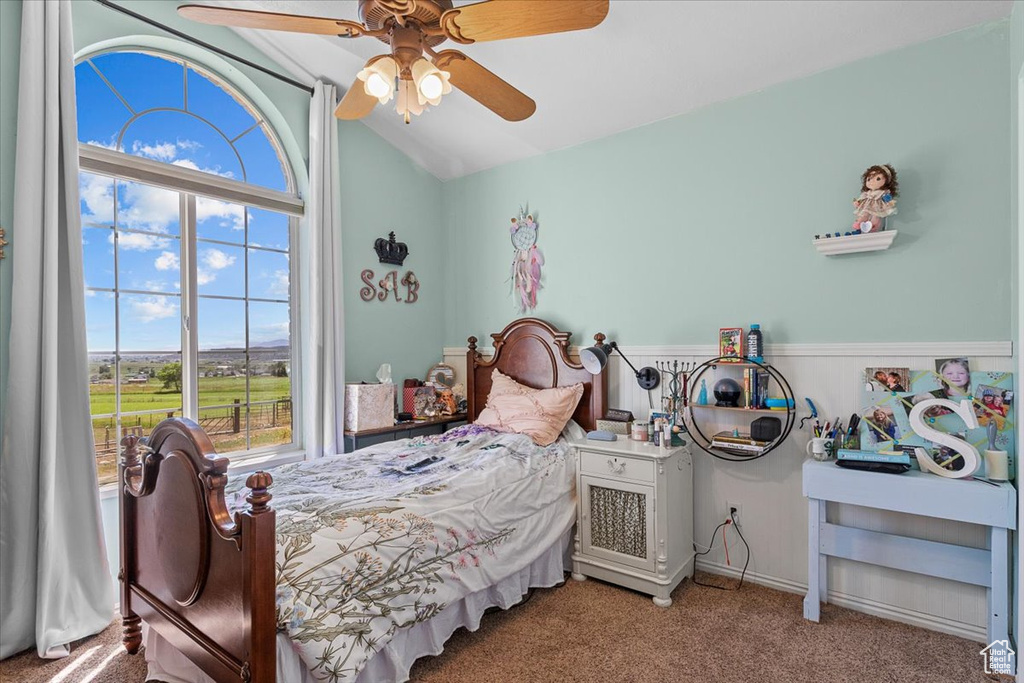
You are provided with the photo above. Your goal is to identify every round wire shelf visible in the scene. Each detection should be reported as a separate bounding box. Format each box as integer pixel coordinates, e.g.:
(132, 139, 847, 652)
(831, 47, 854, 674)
(683, 356, 795, 462)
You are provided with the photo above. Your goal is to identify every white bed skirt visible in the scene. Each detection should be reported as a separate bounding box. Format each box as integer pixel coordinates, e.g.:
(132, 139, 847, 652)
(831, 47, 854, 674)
(143, 529, 572, 683)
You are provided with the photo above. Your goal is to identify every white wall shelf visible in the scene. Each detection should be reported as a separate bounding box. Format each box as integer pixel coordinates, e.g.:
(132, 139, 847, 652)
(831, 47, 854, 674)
(813, 230, 897, 256)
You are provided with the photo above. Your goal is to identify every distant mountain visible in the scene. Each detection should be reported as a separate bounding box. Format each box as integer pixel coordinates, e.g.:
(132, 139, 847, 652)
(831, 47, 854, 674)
(251, 339, 290, 349)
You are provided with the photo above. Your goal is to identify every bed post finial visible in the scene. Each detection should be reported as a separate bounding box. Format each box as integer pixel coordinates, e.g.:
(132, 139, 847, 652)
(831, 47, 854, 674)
(245, 471, 273, 513)
(593, 332, 606, 346)
(468, 336, 478, 352)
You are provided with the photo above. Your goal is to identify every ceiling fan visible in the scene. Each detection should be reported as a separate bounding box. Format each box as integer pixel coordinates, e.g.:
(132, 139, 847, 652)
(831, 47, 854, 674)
(178, 1, 610, 124)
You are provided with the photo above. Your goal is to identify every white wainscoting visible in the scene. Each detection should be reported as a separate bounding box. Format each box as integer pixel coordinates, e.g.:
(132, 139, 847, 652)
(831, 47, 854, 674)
(444, 341, 1014, 642)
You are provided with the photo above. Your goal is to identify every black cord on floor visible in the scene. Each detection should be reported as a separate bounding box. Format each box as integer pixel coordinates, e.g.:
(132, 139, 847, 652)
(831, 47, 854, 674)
(691, 510, 750, 591)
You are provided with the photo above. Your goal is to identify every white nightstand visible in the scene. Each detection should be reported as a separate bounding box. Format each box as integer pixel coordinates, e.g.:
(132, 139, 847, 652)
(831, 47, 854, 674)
(569, 437, 694, 607)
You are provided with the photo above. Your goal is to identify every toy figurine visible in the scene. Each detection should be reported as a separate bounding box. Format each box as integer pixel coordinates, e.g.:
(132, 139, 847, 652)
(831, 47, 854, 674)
(852, 164, 898, 233)
(438, 388, 457, 415)
(697, 379, 709, 405)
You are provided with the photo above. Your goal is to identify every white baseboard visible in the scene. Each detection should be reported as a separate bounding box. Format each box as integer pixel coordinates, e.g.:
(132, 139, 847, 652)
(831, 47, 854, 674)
(695, 559, 987, 644)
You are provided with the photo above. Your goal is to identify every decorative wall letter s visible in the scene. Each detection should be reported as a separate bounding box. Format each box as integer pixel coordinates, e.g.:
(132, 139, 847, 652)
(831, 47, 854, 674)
(360, 269, 377, 301)
(908, 398, 980, 478)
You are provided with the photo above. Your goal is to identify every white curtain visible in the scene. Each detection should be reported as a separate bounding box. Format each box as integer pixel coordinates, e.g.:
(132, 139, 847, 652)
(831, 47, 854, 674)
(0, 0, 113, 659)
(302, 81, 345, 458)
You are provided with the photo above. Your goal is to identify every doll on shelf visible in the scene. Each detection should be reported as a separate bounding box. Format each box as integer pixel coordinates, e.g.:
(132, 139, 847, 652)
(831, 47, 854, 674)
(852, 164, 898, 233)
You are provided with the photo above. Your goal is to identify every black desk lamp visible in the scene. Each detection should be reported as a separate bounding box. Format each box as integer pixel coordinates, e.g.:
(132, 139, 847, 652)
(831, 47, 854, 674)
(580, 338, 660, 390)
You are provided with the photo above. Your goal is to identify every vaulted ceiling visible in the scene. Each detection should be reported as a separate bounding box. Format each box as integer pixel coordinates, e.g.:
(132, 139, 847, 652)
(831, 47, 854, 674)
(221, 0, 1012, 180)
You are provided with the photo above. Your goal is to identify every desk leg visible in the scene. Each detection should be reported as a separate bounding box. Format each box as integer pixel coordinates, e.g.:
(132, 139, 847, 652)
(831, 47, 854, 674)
(989, 526, 1010, 648)
(804, 498, 825, 622)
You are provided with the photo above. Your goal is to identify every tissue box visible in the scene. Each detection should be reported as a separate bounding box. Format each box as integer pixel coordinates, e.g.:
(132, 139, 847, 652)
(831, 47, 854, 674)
(597, 419, 632, 435)
(344, 383, 395, 431)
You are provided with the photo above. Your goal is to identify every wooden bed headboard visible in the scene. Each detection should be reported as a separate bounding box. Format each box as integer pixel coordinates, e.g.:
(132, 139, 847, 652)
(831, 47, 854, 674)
(466, 318, 607, 432)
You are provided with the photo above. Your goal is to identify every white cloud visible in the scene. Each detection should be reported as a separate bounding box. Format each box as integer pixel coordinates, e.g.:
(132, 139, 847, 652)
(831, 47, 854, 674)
(132, 141, 179, 161)
(129, 139, 204, 163)
(118, 181, 179, 234)
(129, 296, 178, 323)
(196, 269, 215, 286)
(174, 159, 235, 180)
(196, 195, 245, 231)
(113, 231, 171, 251)
(143, 280, 175, 293)
(154, 251, 179, 271)
(202, 248, 236, 270)
(79, 173, 115, 226)
(84, 139, 118, 150)
(267, 269, 289, 297)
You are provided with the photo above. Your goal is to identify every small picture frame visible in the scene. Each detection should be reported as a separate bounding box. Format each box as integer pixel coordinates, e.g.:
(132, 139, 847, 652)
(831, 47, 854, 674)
(719, 328, 743, 362)
(934, 358, 971, 398)
(412, 386, 437, 418)
(864, 367, 910, 392)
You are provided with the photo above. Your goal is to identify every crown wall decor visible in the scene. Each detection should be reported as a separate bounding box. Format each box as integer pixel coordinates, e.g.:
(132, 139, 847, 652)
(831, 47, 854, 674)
(374, 231, 409, 266)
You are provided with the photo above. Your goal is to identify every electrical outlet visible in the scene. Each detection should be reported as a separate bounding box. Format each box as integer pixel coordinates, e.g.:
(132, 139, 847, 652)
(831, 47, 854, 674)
(726, 501, 742, 527)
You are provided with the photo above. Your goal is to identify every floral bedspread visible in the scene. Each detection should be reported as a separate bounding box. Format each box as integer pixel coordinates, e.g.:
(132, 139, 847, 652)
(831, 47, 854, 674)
(228, 425, 574, 682)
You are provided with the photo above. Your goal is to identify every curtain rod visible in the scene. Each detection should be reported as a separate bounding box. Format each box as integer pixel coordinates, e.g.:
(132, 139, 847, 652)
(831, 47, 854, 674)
(91, 0, 315, 96)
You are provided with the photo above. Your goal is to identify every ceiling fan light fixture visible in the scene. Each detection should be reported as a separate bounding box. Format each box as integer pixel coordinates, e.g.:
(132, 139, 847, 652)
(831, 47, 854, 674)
(395, 79, 425, 124)
(411, 57, 452, 106)
(356, 56, 398, 103)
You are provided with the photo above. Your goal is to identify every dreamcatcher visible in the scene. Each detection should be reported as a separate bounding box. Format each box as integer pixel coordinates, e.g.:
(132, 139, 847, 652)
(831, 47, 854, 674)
(507, 204, 543, 312)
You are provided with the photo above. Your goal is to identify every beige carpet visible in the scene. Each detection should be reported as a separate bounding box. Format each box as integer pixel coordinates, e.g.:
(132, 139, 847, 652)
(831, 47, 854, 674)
(0, 574, 1006, 683)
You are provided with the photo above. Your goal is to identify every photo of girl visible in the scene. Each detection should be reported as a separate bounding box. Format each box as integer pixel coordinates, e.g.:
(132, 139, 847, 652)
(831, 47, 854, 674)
(865, 406, 901, 444)
(933, 433, 967, 471)
(975, 384, 1013, 429)
(935, 358, 971, 397)
(864, 367, 910, 392)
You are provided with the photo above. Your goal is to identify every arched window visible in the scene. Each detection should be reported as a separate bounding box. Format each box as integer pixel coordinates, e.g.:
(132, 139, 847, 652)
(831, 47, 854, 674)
(76, 50, 303, 485)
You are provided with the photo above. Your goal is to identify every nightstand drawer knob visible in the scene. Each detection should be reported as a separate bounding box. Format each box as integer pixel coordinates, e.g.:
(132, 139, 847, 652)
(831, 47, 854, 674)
(607, 458, 627, 474)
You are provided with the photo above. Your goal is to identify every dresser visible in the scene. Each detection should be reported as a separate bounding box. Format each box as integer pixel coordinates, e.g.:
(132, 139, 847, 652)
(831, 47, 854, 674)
(570, 438, 694, 607)
(342, 414, 467, 453)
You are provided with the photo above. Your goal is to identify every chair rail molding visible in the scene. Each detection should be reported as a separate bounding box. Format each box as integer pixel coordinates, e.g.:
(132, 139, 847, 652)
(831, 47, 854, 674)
(445, 340, 1012, 359)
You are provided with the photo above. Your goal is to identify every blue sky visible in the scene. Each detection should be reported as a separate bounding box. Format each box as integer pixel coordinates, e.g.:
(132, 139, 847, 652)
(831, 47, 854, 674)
(77, 52, 291, 353)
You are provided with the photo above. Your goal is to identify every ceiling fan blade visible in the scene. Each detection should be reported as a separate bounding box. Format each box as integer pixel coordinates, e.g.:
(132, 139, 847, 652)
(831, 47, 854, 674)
(439, 0, 609, 43)
(433, 50, 535, 122)
(178, 4, 369, 37)
(334, 77, 378, 120)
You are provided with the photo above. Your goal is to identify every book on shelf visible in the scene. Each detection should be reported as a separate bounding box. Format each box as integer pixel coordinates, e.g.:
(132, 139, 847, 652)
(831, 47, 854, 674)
(836, 449, 912, 465)
(710, 440, 766, 454)
(742, 367, 770, 409)
(711, 431, 771, 447)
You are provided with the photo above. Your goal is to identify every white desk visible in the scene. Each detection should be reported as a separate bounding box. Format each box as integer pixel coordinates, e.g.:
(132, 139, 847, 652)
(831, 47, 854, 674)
(802, 459, 1016, 647)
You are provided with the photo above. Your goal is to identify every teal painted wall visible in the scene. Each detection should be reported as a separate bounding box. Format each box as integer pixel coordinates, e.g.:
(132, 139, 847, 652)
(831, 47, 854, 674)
(442, 22, 1012, 348)
(0, 0, 22, 445)
(338, 120, 445, 383)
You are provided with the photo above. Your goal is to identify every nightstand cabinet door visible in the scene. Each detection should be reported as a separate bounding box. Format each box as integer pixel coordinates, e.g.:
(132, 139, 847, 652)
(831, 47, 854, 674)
(580, 475, 656, 572)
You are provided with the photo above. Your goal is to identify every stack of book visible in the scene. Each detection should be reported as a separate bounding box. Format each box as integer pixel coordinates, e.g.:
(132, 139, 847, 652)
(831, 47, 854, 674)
(743, 367, 771, 409)
(710, 431, 771, 455)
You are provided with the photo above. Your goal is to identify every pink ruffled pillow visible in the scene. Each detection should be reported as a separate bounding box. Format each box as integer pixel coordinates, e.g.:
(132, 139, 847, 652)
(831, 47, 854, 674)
(475, 369, 584, 446)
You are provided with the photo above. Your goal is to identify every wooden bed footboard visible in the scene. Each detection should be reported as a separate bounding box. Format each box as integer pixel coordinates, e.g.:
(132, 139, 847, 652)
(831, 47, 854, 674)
(119, 418, 277, 683)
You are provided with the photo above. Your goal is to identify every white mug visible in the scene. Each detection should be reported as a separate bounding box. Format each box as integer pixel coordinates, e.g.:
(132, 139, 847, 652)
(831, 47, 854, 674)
(806, 437, 831, 461)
